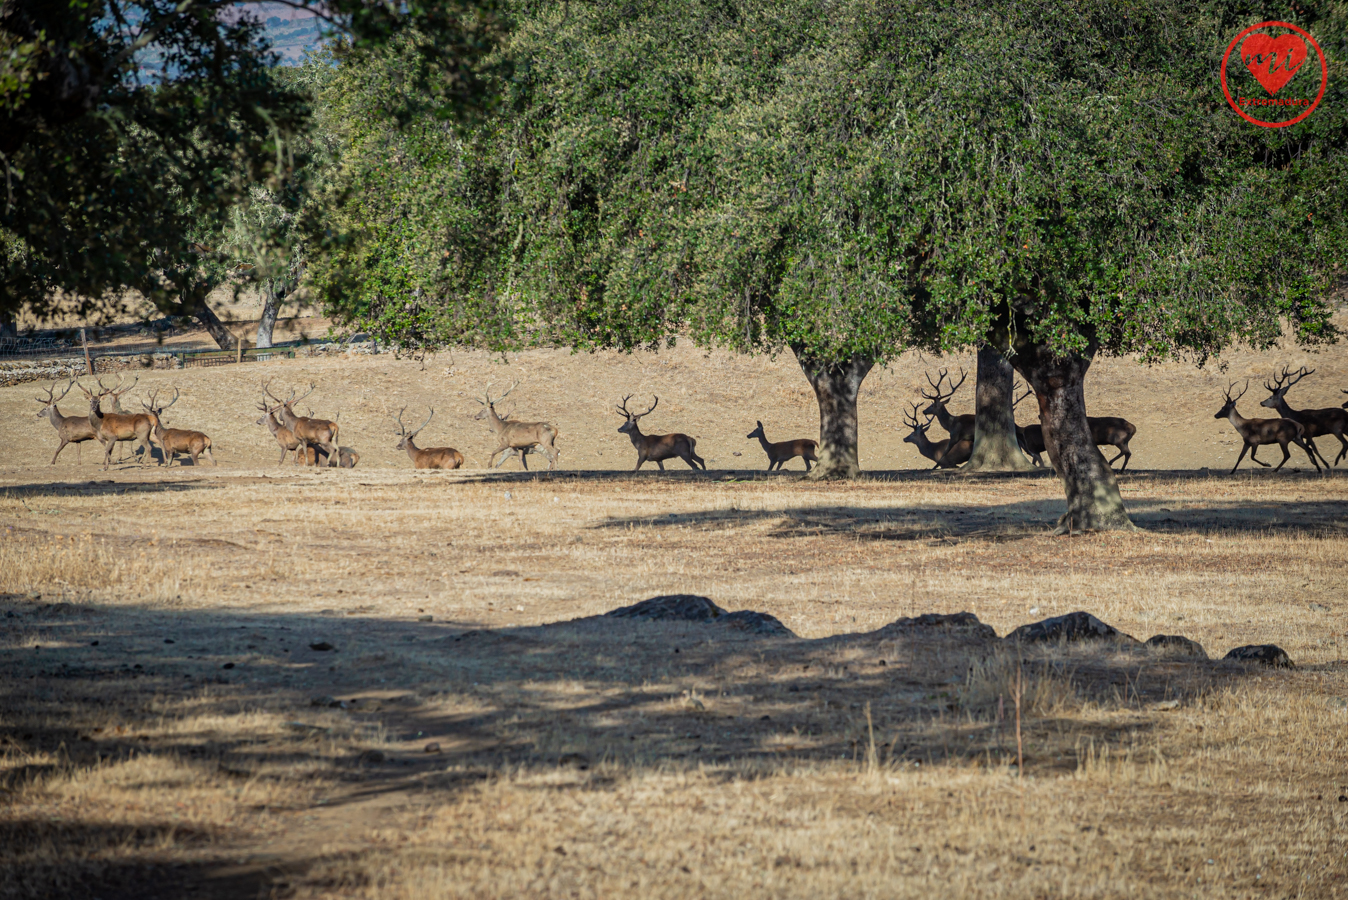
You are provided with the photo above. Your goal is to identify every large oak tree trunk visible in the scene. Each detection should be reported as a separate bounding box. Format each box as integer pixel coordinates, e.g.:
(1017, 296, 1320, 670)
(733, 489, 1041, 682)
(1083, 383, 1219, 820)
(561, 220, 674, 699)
(792, 345, 874, 479)
(1011, 344, 1134, 534)
(964, 345, 1033, 472)
(256, 279, 285, 349)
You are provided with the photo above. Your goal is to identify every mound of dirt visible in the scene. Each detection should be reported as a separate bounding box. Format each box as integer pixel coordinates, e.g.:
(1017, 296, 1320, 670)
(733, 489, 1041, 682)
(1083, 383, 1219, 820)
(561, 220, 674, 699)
(1006, 611, 1138, 645)
(1145, 634, 1209, 658)
(1224, 644, 1294, 668)
(869, 612, 997, 643)
(606, 594, 727, 622)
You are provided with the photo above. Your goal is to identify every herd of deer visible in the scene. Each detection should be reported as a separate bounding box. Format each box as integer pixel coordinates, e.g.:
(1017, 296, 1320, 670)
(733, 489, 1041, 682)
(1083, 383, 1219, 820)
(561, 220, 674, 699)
(30, 365, 1348, 475)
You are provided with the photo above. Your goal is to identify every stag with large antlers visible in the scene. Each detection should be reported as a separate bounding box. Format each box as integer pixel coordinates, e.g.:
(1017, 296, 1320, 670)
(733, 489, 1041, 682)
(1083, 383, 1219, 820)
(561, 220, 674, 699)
(920, 368, 975, 445)
(143, 388, 215, 466)
(616, 395, 705, 472)
(746, 420, 818, 472)
(35, 380, 99, 464)
(77, 376, 161, 469)
(1216, 382, 1320, 474)
(901, 404, 971, 468)
(255, 399, 305, 465)
(1259, 366, 1348, 467)
(395, 408, 464, 469)
(263, 380, 340, 467)
(474, 382, 560, 471)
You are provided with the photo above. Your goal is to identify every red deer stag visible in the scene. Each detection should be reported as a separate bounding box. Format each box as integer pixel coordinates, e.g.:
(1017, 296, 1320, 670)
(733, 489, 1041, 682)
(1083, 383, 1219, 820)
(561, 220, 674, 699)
(143, 388, 215, 466)
(255, 399, 305, 464)
(920, 368, 976, 445)
(263, 380, 340, 467)
(901, 404, 971, 468)
(395, 408, 464, 470)
(616, 395, 705, 472)
(474, 382, 560, 471)
(1260, 366, 1348, 467)
(77, 378, 161, 469)
(36, 380, 99, 464)
(1216, 381, 1320, 474)
(746, 420, 818, 472)
(1014, 385, 1135, 472)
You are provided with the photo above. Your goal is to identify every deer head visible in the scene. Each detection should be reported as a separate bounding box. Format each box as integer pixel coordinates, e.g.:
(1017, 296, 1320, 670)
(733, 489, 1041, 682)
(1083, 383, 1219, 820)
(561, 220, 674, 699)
(142, 386, 179, 423)
(35, 380, 74, 418)
(1215, 381, 1249, 419)
(474, 381, 519, 421)
(1260, 365, 1313, 408)
(746, 420, 766, 440)
(900, 403, 931, 447)
(395, 407, 435, 450)
(616, 395, 657, 435)
(920, 367, 967, 417)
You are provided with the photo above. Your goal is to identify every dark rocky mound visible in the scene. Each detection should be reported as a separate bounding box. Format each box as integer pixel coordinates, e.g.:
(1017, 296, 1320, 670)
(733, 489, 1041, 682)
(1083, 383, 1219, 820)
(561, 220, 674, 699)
(1144, 634, 1209, 659)
(605, 594, 726, 622)
(1224, 644, 1294, 668)
(716, 610, 796, 637)
(872, 612, 997, 642)
(1006, 611, 1137, 645)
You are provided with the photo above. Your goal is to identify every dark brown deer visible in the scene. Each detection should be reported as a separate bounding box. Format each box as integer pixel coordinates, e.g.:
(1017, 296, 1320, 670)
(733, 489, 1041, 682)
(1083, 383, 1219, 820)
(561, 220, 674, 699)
(35, 380, 98, 464)
(77, 378, 161, 469)
(1216, 381, 1320, 474)
(263, 380, 340, 467)
(474, 381, 560, 470)
(143, 388, 215, 466)
(746, 420, 818, 472)
(395, 408, 464, 470)
(901, 404, 971, 468)
(1014, 385, 1135, 472)
(1260, 366, 1348, 467)
(617, 395, 705, 472)
(920, 368, 975, 445)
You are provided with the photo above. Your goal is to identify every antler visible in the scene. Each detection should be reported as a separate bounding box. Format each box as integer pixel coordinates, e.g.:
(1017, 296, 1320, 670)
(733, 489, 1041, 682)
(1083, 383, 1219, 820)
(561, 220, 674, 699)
(635, 395, 658, 418)
(262, 378, 281, 402)
(616, 394, 634, 417)
(1012, 382, 1033, 408)
(480, 380, 521, 407)
(920, 367, 967, 402)
(159, 387, 180, 412)
(108, 375, 138, 399)
(37, 380, 73, 404)
(292, 383, 316, 406)
(902, 402, 924, 430)
(1224, 380, 1249, 403)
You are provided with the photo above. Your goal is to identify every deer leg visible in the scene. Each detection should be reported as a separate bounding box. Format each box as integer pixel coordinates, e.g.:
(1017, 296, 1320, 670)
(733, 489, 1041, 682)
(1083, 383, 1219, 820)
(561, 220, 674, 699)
(1296, 437, 1322, 472)
(519, 448, 530, 471)
(690, 452, 705, 470)
(1306, 437, 1331, 470)
(1248, 445, 1271, 467)
(803, 457, 813, 473)
(1230, 442, 1251, 474)
(1334, 432, 1348, 466)
(51, 439, 68, 465)
(1272, 441, 1291, 471)
(633, 455, 645, 472)
(656, 459, 666, 471)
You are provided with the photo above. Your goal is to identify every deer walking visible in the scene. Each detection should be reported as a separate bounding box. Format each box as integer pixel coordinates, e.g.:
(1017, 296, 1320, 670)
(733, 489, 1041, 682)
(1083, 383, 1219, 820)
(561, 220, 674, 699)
(77, 378, 161, 469)
(1216, 381, 1320, 474)
(1260, 366, 1348, 467)
(746, 421, 817, 472)
(920, 368, 976, 445)
(263, 380, 340, 467)
(395, 408, 464, 469)
(474, 382, 560, 471)
(1013, 385, 1135, 471)
(901, 404, 971, 468)
(36, 380, 99, 464)
(616, 395, 705, 472)
(142, 388, 215, 466)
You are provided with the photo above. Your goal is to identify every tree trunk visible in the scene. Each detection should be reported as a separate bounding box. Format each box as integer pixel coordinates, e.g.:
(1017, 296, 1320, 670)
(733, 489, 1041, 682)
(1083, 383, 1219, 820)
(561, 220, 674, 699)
(1010, 343, 1135, 534)
(256, 279, 284, 349)
(0, 309, 16, 339)
(963, 345, 1033, 472)
(792, 345, 874, 479)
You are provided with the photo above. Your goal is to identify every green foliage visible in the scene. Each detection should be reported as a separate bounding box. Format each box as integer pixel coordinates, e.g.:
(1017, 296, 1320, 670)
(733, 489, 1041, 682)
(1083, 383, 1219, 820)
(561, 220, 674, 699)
(318, 0, 1347, 363)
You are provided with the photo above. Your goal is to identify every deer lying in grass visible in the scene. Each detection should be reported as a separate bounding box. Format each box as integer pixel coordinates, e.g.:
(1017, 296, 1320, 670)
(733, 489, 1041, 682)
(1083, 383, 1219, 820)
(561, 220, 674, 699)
(1216, 381, 1320, 474)
(300, 445, 361, 468)
(263, 380, 340, 467)
(746, 420, 817, 472)
(395, 408, 463, 469)
(143, 388, 215, 466)
(901, 404, 971, 468)
(77, 378, 161, 469)
(617, 395, 705, 472)
(1260, 366, 1348, 467)
(36, 380, 98, 464)
(474, 382, 560, 471)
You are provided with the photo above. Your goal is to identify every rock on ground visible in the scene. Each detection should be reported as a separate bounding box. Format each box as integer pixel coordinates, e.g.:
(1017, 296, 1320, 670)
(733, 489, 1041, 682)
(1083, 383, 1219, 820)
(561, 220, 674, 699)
(1006, 611, 1137, 645)
(1223, 644, 1294, 668)
(1144, 634, 1209, 659)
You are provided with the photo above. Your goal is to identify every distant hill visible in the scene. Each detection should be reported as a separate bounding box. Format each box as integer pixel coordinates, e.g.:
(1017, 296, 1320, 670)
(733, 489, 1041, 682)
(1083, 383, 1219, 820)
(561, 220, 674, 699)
(253, 3, 326, 65)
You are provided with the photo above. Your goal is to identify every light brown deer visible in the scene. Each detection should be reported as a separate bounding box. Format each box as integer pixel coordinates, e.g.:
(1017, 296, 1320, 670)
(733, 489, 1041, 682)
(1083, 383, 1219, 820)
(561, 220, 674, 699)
(901, 403, 970, 468)
(143, 388, 215, 466)
(36, 380, 98, 464)
(395, 408, 464, 470)
(616, 395, 705, 472)
(263, 380, 340, 467)
(920, 368, 975, 445)
(1260, 366, 1348, 467)
(474, 381, 560, 471)
(746, 420, 817, 472)
(255, 400, 305, 465)
(1215, 381, 1320, 474)
(77, 378, 161, 469)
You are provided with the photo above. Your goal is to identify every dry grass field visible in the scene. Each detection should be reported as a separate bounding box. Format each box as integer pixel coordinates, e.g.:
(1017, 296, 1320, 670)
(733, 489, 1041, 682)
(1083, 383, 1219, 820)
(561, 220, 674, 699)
(2, 322, 1348, 898)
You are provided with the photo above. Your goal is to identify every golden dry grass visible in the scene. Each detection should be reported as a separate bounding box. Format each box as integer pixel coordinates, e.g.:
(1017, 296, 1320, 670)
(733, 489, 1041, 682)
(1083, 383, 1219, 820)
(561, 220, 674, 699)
(2, 333, 1347, 898)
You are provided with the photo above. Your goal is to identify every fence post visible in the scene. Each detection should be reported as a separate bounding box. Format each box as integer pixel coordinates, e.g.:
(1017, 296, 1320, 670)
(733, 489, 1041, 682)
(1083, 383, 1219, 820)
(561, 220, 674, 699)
(81, 328, 92, 376)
